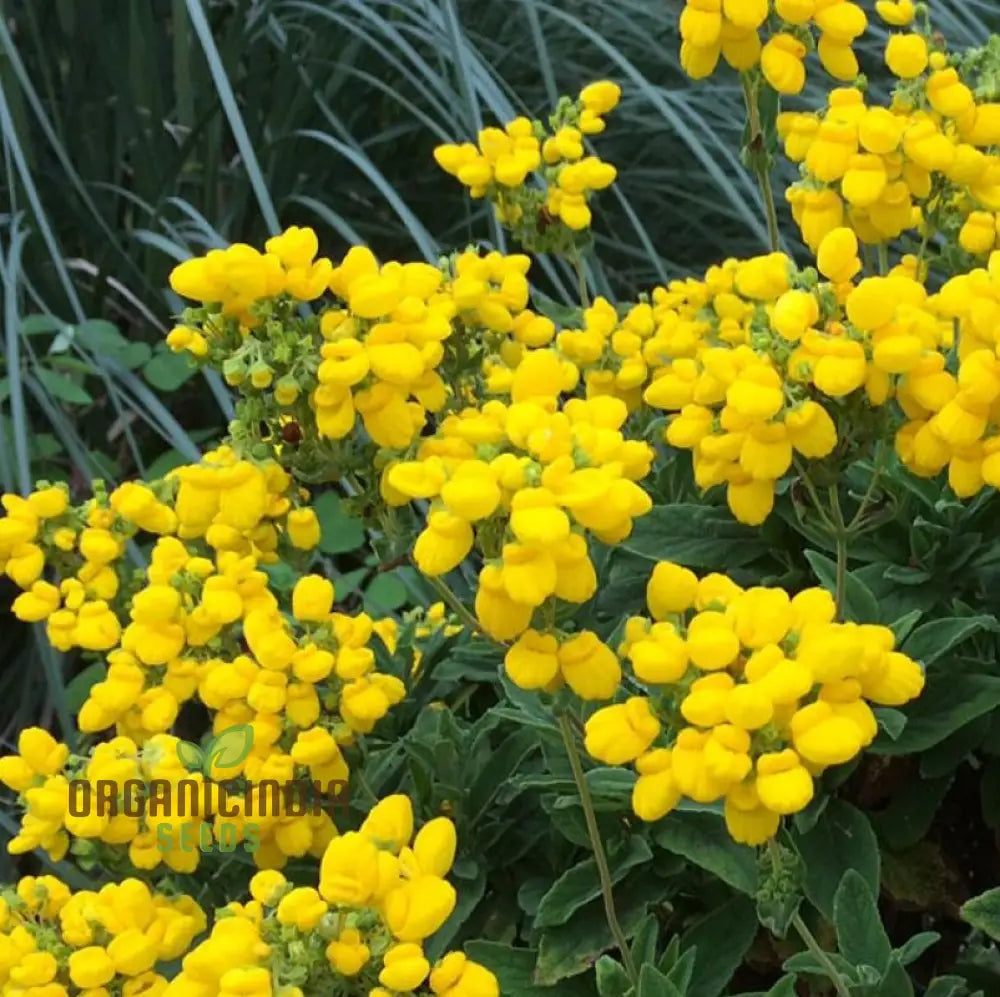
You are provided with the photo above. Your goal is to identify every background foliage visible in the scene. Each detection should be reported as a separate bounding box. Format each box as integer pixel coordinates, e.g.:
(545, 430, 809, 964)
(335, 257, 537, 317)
(4, 0, 1000, 993)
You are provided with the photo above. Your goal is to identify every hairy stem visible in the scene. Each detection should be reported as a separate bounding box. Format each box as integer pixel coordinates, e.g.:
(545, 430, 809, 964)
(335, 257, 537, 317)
(790, 911, 853, 997)
(741, 74, 780, 253)
(424, 573, 486, 638)
(558, 713, 638, 984)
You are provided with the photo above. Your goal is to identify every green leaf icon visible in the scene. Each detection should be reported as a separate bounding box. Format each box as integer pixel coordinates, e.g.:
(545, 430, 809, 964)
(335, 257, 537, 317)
(204, 724, 255, 775)
(176, 740, 204, 771)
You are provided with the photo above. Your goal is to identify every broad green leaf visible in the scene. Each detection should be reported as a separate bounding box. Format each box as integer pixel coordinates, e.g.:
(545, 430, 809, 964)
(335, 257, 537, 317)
(535, 835, 652, 928)
(797, 800, 880, 922)
(876, 957, 915, 997)
(144, 350, 196, 391)
(923, 976, 973, 997)
(364, 572, 409, 612)
(902, 616, 999, 667)
(207, 724, 255, 771)
(464, 942, 597, 997)
(654, 812, 757, 896)
(873, 674, 1000, 755)
(35, 367, 93, 405)
(893, 931, 940, 967)
(595, 957, 631, 997)
(534, 873, 660, 986)
(804, 550, 880, 623)
(681, 894, 757, 997)
(962, 887, 1000, 941)
(314, 491, 366, 554)
(637, 964, 682, 997)
(21, 315, 64, 336)
(64, 662, 106, 713)
(620, 503, 768, 570)
(834, 869, 892, 973)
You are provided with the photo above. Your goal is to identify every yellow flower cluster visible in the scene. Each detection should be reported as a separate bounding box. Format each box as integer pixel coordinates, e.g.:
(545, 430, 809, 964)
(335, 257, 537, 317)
(382, 384, 653, 640)
(781, 30, 1000, 255)
(434, 82, 620, 238)
(170, 231, 563, 458)
(0, 729, 340, 872)
(169, 225, 333, 325)
(583, 562, 924, 844)
(482, 296, 657, 411)
(896, 256, 1000, 493)
(164, 794, 498, 997)
(0, 875, 204, 996)
(6, 447, 316, 652)
(639, 236, 953, 523)
(679, 0, 868, 92)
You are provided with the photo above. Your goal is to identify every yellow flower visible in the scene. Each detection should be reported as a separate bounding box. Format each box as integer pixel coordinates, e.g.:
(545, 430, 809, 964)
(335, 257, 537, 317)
(585, 698, 661, 765)
(380, 943, 432, 991)
(646, 561, 699, 617)
(558, 631, 621, 700)
(504, 630, 560, 690)
(761, 34, 807, 95)
(755, 749, 814, 814)
(885, 33, 928, 79)
(631, 749, 681, 821)
(68, 946, 116, 989)
(724, 780, 780, 844)
(361, 794, 414, 852)
(286, 507, 321, 549)
(291, 574, 335, 622)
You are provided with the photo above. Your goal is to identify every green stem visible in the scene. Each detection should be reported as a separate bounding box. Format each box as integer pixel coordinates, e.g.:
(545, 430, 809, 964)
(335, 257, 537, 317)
(877, 241, 889, 276)
(829, 486, 849, 621)
(424, 573, 487, 639)
(790, 912, 853, 997)
(766, 841, 851, 997)
(558, 713, 638, 985)
(574, 253, 591, 308)
(846, 442, 888, 534)
(793, 458, 836, 534)
(741, 74, 780, 253)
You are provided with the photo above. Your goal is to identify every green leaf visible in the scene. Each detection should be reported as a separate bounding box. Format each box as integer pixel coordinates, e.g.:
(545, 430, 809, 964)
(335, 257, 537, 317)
(363, 572, 409, 612)
(175, 740, 204, 771)
(534, 873, 661, 986)
(35, 367, 93, 405)
(532, 290, 582, 328)
(893, 931, 940, 967)
(535, 835, 652, 928)
(797, 801, 880, 922)
(75, 319, 151, 368)
(621, 504, 769, 570)
(637, 964, 683, 997)
(64, 662, 106, 713)
(923, 976, 972, 997)
(143, 350, 196, 391)
(803, 550, 880, 623)
(834, 869, 892, 973)
(206, 724, 255, 771)
(595, 956, 631, 997)
(873, 674, 1000, 755)
(464, 942, 597, 997)
(21, 314, 64, 336)
(902, 616, 999, 666)
(876, 957, 915, 997)
(962, 887, 1000, 941)
(873, 775, 952, 851)
(682, 894, 757, 997)
(654, 812, 758, 896)
(314, 491, 366, 554)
